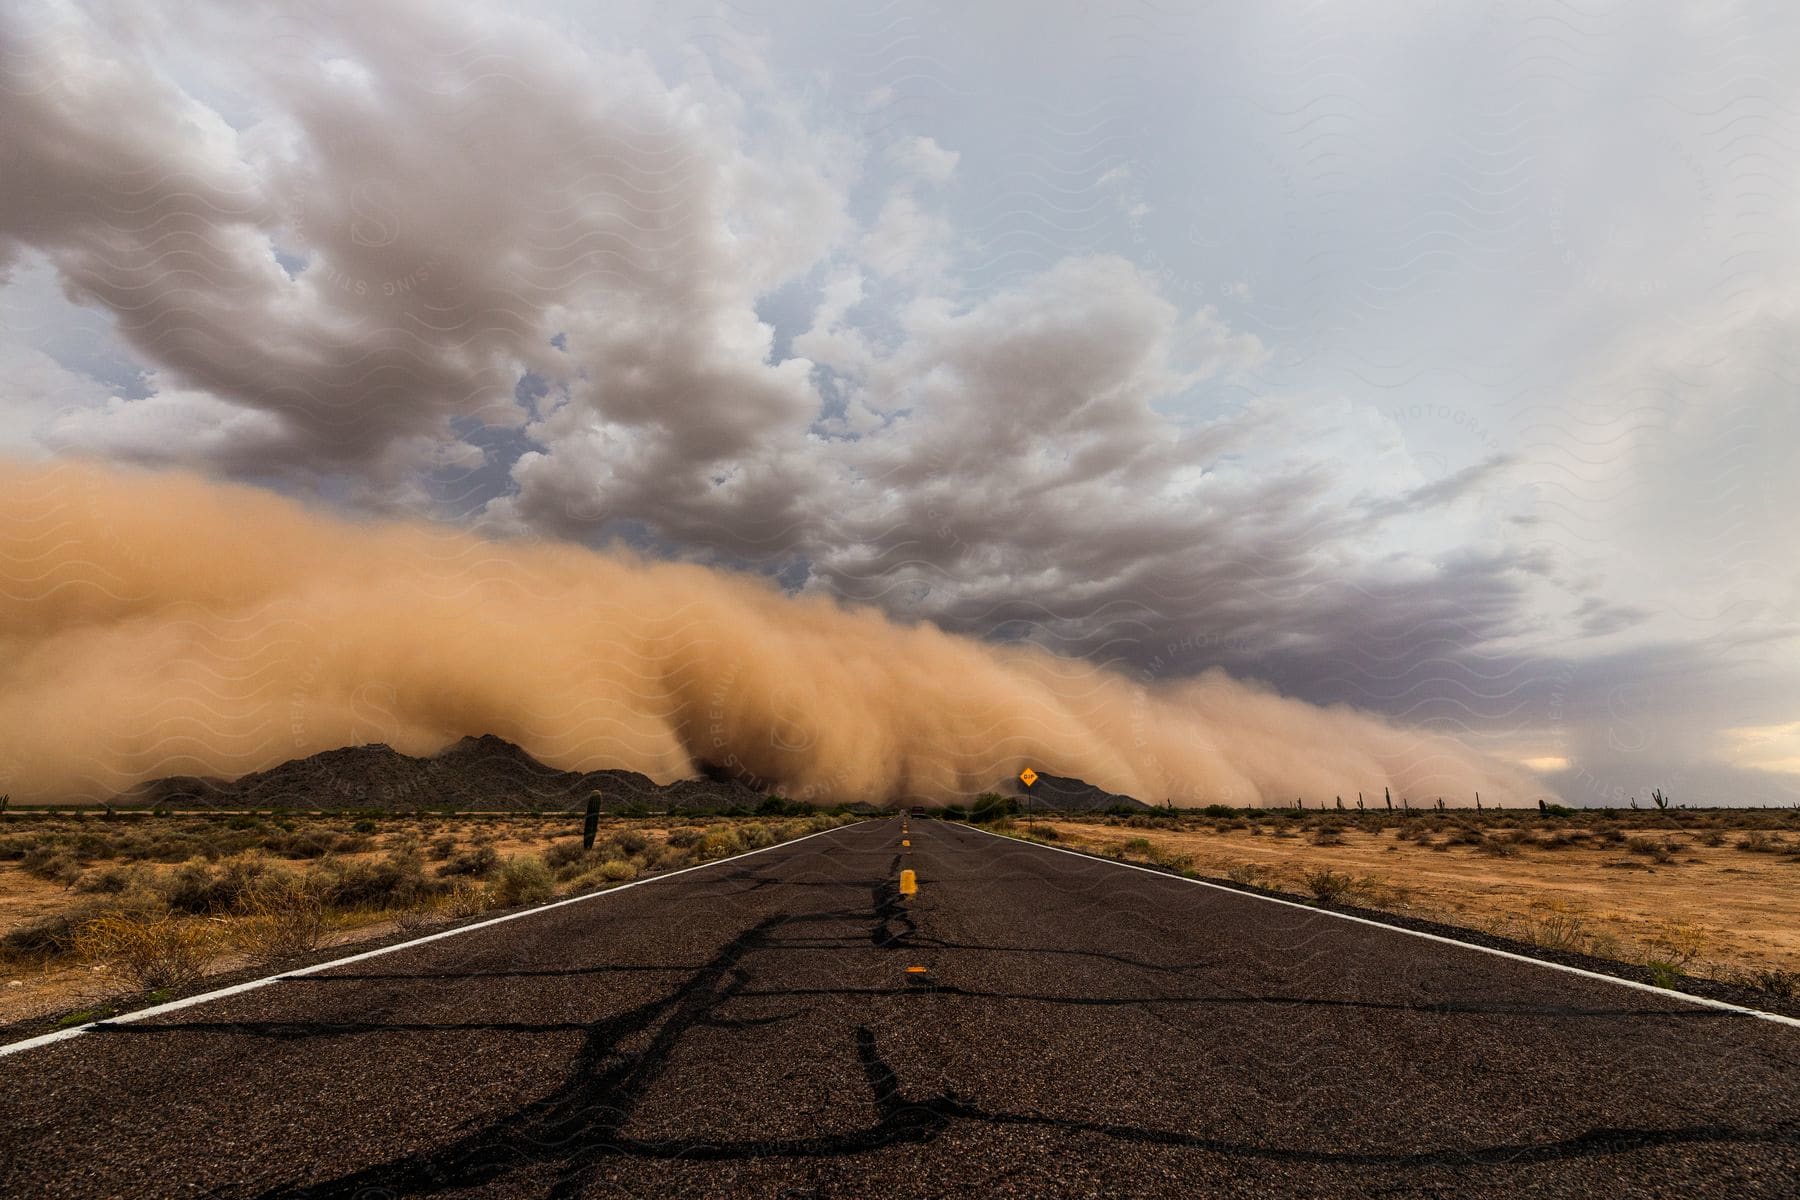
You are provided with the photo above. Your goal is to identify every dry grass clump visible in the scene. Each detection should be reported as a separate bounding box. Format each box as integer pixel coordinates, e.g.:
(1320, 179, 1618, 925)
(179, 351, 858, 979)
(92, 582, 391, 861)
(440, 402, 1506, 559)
(1519, 901, 1593, 953)
(75, 914, 219, 992)
(491, 856, 555, 906)
(1302, 868, 1355, 903)
(585, 858, 639, 885)
(1225, 862, 1263, 887)
(437, 843, 499, 877)
(235, 876, 329, 966)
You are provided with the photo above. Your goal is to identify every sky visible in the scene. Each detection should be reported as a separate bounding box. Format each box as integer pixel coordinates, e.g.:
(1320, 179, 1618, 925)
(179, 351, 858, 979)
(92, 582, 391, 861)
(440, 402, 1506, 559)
(2, 0, 1796, 805)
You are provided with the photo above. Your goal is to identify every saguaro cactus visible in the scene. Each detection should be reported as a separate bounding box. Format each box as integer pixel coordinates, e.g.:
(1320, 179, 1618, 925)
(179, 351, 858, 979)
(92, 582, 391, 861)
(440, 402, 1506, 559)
(582, 794, 601, 850)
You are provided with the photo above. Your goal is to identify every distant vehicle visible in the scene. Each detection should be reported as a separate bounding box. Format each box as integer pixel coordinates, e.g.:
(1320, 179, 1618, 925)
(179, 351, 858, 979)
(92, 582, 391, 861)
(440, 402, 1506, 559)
(909, 805, 926, 818)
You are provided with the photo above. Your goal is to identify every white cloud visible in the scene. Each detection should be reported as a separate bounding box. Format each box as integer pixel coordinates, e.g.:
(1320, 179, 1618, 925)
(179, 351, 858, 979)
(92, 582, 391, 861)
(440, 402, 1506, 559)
(886, 135, 959, 185)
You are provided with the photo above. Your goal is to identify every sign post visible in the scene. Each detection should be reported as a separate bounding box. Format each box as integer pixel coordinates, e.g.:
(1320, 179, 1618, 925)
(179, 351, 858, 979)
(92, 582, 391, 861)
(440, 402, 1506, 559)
(1019, 767, 1037, 829)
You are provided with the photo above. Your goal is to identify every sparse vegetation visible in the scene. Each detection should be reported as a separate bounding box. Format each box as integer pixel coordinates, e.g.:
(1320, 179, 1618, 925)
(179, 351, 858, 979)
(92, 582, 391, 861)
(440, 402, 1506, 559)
(236, 876, 328, 965)
(0, 807, 860, 1022)
(983, 803, 1800, 999)
(492, 855, 555, 906)
(75, 913, 219, 992)
(1302, 868, 1354, 903)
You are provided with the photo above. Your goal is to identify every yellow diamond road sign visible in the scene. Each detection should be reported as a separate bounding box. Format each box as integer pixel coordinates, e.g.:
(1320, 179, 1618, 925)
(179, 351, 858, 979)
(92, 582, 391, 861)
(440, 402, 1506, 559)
(1019, 767, 1038, 788)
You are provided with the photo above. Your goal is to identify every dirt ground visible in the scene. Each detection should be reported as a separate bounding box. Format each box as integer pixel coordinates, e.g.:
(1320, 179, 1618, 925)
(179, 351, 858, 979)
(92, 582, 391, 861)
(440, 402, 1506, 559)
(1025, 814, 1800, 989)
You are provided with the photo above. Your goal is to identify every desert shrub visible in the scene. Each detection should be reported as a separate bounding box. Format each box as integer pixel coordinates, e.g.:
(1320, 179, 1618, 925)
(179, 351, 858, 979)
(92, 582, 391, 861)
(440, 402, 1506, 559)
(1225, 862, 1263, 887)
(1032, 825, 1061, 841)
(1522, 904, 1590, 953)
(588, 857, 638, 884)
(392, 909, 432, 935)
(970, 794, 1017, 823)
(438, 843, 500, 878)
(129, 834, 216, 863)
(1745, 969, 1797, 997)
(3, 909, 102, 961)
(76, 914, 218, 992)
(1200, 804, 1237, 818)
(699, 828, 745, 858)
(428, 835, 457, 860)
(739, 824, 776, 850)
(1701, 831, 1726, 847)
(308, 849, 421, 911)
(1303, 869, 1354, 903)
(444, 881, 491, 918)
(351, 818, 378, 834)
(1122, 837, 1153, 856)
(666, 827, 704, 849)
(652, 845, 695, 871)
(268, 830, 338, 860)
(21, 847, 82, 886)
(1355, 877, 1414, 910)
(71, 832, 116, 859)
(492, 856, 554, 906)
(236, 877, 328, 965)
(1737, 831, 1786, 854)
(1475, 836, 1519, 858)
(543, 840, 587, 869)
(76, 863, 154, 895)
(1642, 919, 1706, 981)
(161, 856, 285, 914)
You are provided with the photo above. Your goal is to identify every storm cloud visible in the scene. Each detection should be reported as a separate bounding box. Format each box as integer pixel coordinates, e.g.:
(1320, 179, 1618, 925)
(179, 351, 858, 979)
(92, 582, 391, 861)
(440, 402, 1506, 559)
(2, 0, 1795, 803)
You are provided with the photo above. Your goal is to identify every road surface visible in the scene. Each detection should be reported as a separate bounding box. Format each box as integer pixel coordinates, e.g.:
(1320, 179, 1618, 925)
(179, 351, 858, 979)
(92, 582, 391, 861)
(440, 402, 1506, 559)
(2, 817, 1796, 1197)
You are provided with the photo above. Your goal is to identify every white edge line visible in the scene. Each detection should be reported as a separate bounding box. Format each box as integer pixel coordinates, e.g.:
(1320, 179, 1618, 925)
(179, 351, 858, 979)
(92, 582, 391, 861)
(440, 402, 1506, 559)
(0, 819, 870, 1060)
(965, 822, 1800, 1030)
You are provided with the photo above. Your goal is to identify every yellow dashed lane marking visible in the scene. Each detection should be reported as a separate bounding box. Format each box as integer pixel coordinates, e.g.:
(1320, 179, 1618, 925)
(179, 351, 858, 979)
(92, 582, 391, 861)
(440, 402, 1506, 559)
(899, 868, 917, 895)
(905, 965, 928, 974)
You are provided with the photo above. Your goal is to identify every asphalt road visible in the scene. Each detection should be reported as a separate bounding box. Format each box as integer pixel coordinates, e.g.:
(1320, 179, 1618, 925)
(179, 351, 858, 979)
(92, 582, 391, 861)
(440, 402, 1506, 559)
(2, 817, 1796, 1198)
